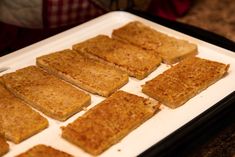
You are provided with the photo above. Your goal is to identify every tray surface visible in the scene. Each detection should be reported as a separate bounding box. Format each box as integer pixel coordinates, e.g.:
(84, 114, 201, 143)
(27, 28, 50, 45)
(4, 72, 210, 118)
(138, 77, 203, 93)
(1, 11, 235, 157)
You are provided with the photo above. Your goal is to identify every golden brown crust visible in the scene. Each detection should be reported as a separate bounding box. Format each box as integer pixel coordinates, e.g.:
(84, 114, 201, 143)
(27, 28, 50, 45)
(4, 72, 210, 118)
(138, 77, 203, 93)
(62, 90, 160, 155)
(0, 136, 9, 156)
(0, 84, 48, 143)
(142, 74, 196, 108)
(36, 49, 128, 97)
(16, 144, 73, 157)
(112, 21, 198, 64)
(1, 66, 91, 121)
(72, 35, 162, 79)
(142, 57, 229, 108)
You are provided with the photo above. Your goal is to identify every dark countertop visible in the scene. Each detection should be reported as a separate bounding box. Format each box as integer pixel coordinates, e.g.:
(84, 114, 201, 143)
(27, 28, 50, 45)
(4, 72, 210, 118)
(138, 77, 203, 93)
(178, 0, 235, 42)
(182, 99, 235, 157)
(187, 117, 235, 157)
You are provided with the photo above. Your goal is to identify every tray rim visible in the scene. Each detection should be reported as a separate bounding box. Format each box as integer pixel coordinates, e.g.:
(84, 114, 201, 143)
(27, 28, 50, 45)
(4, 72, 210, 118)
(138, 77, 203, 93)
(1, 11, 235, 64)
(1, 11, 235, 157)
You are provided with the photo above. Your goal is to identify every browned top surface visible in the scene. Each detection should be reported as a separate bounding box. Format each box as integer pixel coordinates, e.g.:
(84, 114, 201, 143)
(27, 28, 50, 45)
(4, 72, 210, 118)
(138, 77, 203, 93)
(143, 73, 195, 108)
(37, 49, 128, 94)
(62, 90, 159, 155)
(0, 84, 48, 143)
(0, 136, 9, 156)
(163, 57, 229, 89)
(142, 57, 229, 108)
(73, 35, 161, 75)
(113, 21, 166, 50)
(16, 144, 73, 157)
(1, 66, 90, 121)
(112, 21, 197, 60)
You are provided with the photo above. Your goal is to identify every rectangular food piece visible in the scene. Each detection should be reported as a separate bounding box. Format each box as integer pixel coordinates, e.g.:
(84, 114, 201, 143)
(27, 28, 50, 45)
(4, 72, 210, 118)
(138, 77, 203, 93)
(0, 136, 9, 156)
(112, 21, 198, 64)
(16, 144, 73, 157)
(62, 90, 160, 155)
(0, 84, 48, 143)
(142, 57, 229, 108)
(36, 49, 128, 97)
(72, 35, 162, 79)
(1, 66, 91, 121)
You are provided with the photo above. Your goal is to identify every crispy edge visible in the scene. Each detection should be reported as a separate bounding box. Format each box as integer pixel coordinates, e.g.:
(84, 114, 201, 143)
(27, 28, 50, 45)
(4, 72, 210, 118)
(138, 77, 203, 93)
(73, 44, 161, 80)
(161, 45, 198, 65)
(142, 57, 230, 108)
(0, 136, 9, 156)
(1, 66, 91, 121)
(16, 144, 73, 157)
(0, 83, 49, 143)
(112, 21, 198, 64)
(142, 75, 193, 108)
(61, 91, 160, 155)
(36, 51, 129, 97)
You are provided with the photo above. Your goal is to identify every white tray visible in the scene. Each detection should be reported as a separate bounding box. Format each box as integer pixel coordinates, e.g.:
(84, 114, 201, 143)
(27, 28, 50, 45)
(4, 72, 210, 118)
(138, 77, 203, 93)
(1, 11, 235, 157)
